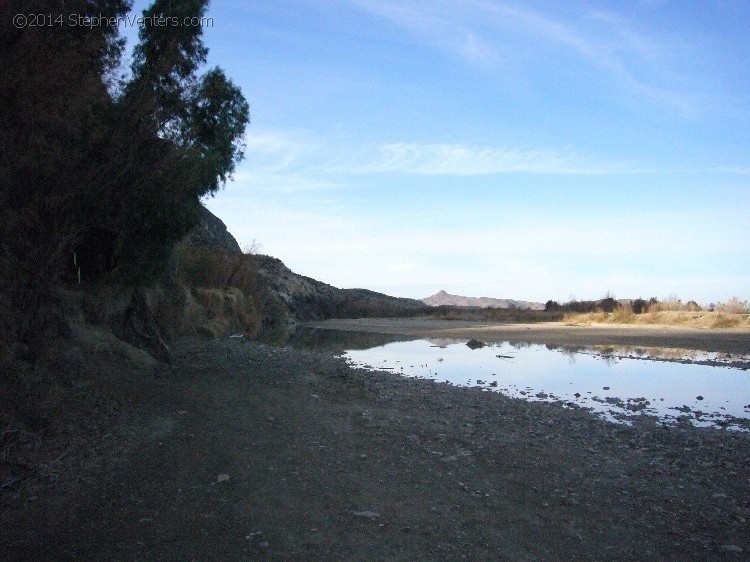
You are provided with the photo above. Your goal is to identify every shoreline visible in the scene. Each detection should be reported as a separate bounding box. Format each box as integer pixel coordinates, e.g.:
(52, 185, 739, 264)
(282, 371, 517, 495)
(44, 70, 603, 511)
(305, 318, 750, 355)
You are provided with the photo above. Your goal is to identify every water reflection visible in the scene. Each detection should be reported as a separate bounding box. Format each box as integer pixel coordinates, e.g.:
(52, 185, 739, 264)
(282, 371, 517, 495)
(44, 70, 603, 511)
(286, 326, 411, 353)
(289, 328, 750, 431)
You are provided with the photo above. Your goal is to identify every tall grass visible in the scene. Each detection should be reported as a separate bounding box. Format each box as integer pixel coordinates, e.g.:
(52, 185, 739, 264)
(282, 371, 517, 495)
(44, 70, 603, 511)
(171, 243, 287, 340)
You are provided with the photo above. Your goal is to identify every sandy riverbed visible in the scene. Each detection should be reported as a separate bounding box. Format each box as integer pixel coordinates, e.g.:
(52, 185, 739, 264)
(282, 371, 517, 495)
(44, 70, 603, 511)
(307, 318, 750, 355)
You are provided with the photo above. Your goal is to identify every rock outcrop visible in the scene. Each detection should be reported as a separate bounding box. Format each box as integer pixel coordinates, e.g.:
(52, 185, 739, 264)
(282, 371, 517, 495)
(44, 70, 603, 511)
(184, 205, 242, 254)
(185, 207, 428, 322)
(254, 255, 429, 321)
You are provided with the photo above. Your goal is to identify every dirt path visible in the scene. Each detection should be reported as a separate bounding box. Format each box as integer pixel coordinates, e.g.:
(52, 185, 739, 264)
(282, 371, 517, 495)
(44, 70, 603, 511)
(2, 337, 749, 560)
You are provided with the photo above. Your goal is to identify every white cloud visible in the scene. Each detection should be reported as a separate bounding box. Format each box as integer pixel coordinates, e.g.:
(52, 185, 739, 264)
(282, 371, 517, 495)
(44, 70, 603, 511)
(236, 128, 631, 189)
(354, 142, 623, 175)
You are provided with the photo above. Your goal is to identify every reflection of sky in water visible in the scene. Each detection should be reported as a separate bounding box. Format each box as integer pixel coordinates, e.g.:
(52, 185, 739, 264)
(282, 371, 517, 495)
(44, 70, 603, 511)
(345, 340, 750, 430)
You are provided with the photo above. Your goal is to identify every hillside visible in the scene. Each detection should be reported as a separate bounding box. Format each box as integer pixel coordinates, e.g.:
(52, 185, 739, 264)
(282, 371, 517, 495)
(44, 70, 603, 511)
(254, 255, 428, 321)
(423, 290, 544, 310)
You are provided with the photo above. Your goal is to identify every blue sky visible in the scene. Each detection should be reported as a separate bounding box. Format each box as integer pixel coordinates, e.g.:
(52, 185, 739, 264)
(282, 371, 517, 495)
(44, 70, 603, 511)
(127, 1, 749, 303)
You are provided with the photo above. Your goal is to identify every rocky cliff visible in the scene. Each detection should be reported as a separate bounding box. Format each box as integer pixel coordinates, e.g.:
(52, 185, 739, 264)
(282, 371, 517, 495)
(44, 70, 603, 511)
(185, 207, 429, 322)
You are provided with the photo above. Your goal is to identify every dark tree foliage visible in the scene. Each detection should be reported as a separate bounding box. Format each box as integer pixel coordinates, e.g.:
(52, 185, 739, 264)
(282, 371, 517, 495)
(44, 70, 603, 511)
(631, 298, 648, 314)
(0, 0, 249, 349)
(598, 297, 619, 313)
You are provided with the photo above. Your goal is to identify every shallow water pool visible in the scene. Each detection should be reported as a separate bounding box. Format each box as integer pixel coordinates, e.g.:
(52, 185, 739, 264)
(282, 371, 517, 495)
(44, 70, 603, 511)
(339, 336, 750, 430)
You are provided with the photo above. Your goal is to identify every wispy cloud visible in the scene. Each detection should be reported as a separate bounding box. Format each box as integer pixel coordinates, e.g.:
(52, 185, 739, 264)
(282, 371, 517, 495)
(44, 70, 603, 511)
(349, 0, 694, 112)
(232, 128, 750, 195)
(349, 0, 502, 67)
(351, 141, 625, 175)
(235, 129, 632, 190)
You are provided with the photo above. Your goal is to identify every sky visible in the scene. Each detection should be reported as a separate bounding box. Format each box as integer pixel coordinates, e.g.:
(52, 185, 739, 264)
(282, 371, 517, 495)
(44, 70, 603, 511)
(125, 1, 750, 304)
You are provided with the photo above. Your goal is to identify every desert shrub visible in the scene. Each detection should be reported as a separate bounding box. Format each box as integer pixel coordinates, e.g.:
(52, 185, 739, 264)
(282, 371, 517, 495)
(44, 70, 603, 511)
(631, 298, 648, 314)
(191, 287, 260, 338)
(174, 244, 289, 341)
(426, 306, 560, 323)
(598, 297, 619, 313)
(716, 296, 749, 314)
(175, 244, 256, 292)
(611, 304, 635, 323)
(649, 295, 684, 312)
(710, 313, 740, 329)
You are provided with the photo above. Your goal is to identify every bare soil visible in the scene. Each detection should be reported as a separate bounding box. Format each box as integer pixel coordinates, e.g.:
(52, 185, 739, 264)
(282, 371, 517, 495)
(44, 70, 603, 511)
(2, 323, 750, 560)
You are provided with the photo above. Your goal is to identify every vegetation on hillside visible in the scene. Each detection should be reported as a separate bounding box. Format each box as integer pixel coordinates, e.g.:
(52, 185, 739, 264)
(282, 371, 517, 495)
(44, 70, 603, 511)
(1, 0, 249, 358)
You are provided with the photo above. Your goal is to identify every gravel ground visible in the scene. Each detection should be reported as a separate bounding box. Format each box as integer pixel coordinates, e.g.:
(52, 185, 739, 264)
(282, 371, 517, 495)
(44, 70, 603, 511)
(2, 333, 749, 561)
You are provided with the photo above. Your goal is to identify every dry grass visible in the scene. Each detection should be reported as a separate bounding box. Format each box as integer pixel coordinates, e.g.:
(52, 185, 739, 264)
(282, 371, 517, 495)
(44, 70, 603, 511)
(563, 309, 750, 329)
(171, 243, 269, 339)
(186, 287, 260, 338)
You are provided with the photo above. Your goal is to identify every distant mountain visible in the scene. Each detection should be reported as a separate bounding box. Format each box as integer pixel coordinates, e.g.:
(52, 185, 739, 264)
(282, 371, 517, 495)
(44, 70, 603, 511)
(422, 290, 544, 310)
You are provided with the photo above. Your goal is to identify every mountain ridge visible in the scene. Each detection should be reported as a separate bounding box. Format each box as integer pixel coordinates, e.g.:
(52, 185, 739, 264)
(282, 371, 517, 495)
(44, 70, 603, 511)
(422, 290, 543, 310)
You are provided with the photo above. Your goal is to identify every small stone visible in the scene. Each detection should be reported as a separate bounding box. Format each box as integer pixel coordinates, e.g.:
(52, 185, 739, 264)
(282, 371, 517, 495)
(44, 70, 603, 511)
(696, 395, 704, 401)
(217, 474, 230, 483)
(352, 510, 380, 519)
(719, 544, 742, 553)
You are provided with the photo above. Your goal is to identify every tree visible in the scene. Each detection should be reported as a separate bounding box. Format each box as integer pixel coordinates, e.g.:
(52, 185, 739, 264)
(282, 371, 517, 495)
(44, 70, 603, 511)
(109, 0, 249, 278)
(598, 297, 619, 313)
(0, 0, 249, 352)
(631, 298, 648, 314)
(1, 0, 132, 347)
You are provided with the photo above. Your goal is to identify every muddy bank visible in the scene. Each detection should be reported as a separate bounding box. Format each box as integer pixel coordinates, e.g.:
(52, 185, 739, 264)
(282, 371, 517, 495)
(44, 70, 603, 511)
(308, 318, 750, 356)
(3, 336, 749, 560)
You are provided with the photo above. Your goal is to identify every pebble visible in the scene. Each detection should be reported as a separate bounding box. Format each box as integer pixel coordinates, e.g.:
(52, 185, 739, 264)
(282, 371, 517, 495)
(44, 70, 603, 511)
(352, 510, 380, 519)
(719, 544, 743, 553)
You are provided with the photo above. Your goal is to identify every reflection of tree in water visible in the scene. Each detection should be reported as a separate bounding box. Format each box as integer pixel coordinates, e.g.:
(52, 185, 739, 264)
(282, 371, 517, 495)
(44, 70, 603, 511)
(599, 355, 618, 367)
(557, 348, 579, 365)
